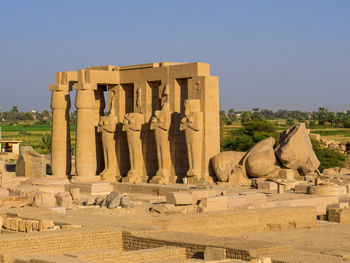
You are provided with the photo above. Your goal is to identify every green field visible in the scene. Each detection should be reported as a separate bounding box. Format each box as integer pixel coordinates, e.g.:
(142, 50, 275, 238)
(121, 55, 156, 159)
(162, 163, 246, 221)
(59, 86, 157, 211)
(1, 124, 76, 154)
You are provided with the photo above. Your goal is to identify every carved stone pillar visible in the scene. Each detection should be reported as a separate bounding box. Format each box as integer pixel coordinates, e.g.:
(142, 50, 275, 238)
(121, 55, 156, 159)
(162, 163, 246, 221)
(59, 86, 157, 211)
(50, 89, 71, 178)
(75, 88, 97, 178)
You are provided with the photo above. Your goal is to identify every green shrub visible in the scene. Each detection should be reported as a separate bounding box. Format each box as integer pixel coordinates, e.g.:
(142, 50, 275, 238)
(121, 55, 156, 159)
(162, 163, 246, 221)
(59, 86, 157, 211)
(311, 138, 346, 171)
(41, 133, 52, 154)
(222, 120, 279, 151)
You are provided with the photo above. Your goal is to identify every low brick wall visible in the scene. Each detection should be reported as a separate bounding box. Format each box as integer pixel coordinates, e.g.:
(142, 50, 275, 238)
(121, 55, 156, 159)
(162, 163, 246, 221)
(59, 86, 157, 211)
(0, 228, 123, 263)
(67, 246, 186, 263)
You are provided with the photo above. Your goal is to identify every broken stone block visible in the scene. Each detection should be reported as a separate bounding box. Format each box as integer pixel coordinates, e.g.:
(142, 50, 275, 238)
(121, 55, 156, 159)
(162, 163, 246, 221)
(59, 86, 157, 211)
(277, 184, 284, 194)
(32, 192, 56, 207)
(199, 196, 228, 212)
(204, 247, 226, 261)
(69, 188, 80, 200)
(55, 192, 73, 208)
(245, 137, 278, 178)
(294, 184, 309, 193)
(150, 203, 187, 215)
(39, 220, 54, 231)
(327, 208, 350, 224)
(276, 123, 320, 175)
(106, 191, 121, 209)
(278, 169, 294, 180)
(84, 196, 96, 206)
(32, 220, 39, 231)
(120, 195, 134, 208)
(196, 178, 211, 189)
(166, 191, 193, 205)
(257, 181, 278, 192)
(15, 146, 46, 178)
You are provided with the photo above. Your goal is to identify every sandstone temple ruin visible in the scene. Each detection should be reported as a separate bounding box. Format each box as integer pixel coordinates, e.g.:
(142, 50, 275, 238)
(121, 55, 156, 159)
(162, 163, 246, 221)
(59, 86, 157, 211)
(49, 62, 219, 184)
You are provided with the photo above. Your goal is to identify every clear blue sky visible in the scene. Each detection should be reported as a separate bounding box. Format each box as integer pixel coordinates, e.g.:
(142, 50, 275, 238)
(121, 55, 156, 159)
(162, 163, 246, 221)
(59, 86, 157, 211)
(0, 0, 349, 112)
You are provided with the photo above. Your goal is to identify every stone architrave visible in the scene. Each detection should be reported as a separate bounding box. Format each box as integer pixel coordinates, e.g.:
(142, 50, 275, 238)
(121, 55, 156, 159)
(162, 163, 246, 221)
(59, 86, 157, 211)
(150, 102, 172, 184)
(180, 99, 203, 181)
(122, 112, 144, 183)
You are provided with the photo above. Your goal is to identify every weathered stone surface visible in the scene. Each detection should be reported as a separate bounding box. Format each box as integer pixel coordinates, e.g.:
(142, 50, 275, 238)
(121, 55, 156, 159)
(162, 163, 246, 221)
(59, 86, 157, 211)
(278, 169, 294, 180)
(196, 178, 211, 189)
(257, 181, 278, 192)
(0, 196, 30, 208)
(150, 203, 187, 215)
(32, 192, 56, 207)
(204, 247, 226, 261)
(307, 185, 347, 196)
(0, 187, 9, 198)
(39, 220, 55, 231)
(211, 151, 245, 182)
(55, 192, 73, 208)
(106, 191, 121, 209)
(245, 137, 278, 178)
(84, 196, 96, 206)
(120, 195, 134, 208)
(323, 167, 340, 175)
(166, 191, 193, 205)
(276, 123, 320, 175)
(199, 196, 228, 212)
(69, 188, 80, 200)
(15, 146, 46, 178)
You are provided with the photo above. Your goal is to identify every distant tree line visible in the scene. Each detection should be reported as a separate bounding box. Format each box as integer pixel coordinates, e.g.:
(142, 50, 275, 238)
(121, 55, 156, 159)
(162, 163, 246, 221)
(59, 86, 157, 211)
(220, 107, 350, 128)
(0, 106, 52, 124)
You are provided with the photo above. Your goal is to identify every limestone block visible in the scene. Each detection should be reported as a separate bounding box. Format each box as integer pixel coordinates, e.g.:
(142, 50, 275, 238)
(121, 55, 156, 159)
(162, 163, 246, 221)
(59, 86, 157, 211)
(278, 169, 294, 180)
(166, 191, 193, 205)
(277, 184, 284, 194)
(294, 184, 308, 194)
(204, 247, 226, 261)
(32, 220, 39, 231)
(55, 192, 73, 208)
(150, 203, 188, 215)
(276, 123, 320, 175)
(189, 189, 219, 203)
(340, 168, 350, 175)
(39, 220, 54, 231)
(69, 188, 80, 200)
(0, 187, 9, 198)
(211, 151, 246, 182)
(18, 219, 26, 232)
(245, 137, 278, 178)
(15, 146, 46, 178)
(242, 193, 267, 205)
(25, 220, 33, 232)
(10, 218, 20, 231)
(327, 208, 350, 224)
(32, 192, 56, 207)
(307, 185, 347, 196)
(257, 181, 278, 192)
(199, 196, 228, 212)
(323, 167, 340, 175)
(0, 196, 30, 208)
(227, 195, 247, 209)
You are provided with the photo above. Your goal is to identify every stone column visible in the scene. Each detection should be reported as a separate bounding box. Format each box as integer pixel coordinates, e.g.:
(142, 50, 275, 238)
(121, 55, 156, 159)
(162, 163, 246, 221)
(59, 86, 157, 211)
(50, 89, 71, 178)
(75, 88, 97, 178)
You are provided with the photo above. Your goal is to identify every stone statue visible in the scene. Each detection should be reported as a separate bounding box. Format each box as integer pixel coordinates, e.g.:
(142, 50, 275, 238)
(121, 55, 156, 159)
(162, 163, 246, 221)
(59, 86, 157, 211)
(150, 102, 172, 183)
(122, 112, 144, 183)
(180, 99, 203, 181)
(97, 91, 118, 181)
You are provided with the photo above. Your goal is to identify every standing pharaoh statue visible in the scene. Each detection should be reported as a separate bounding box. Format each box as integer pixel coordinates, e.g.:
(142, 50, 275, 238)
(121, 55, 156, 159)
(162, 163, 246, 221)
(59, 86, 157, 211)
(150, 101, 172, 184)
(180, 99, 203, 182)
(122, 112, 144, 183)
(97, 91, 118, 182)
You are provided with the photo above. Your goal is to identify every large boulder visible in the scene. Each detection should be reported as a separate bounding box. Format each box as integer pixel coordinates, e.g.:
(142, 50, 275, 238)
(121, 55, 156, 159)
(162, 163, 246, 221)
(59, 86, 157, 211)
(245, 137, 278, 178)
(211, 151, 246, 182)
(16, 146, 46, 178)
(275, 123, 320, 175)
